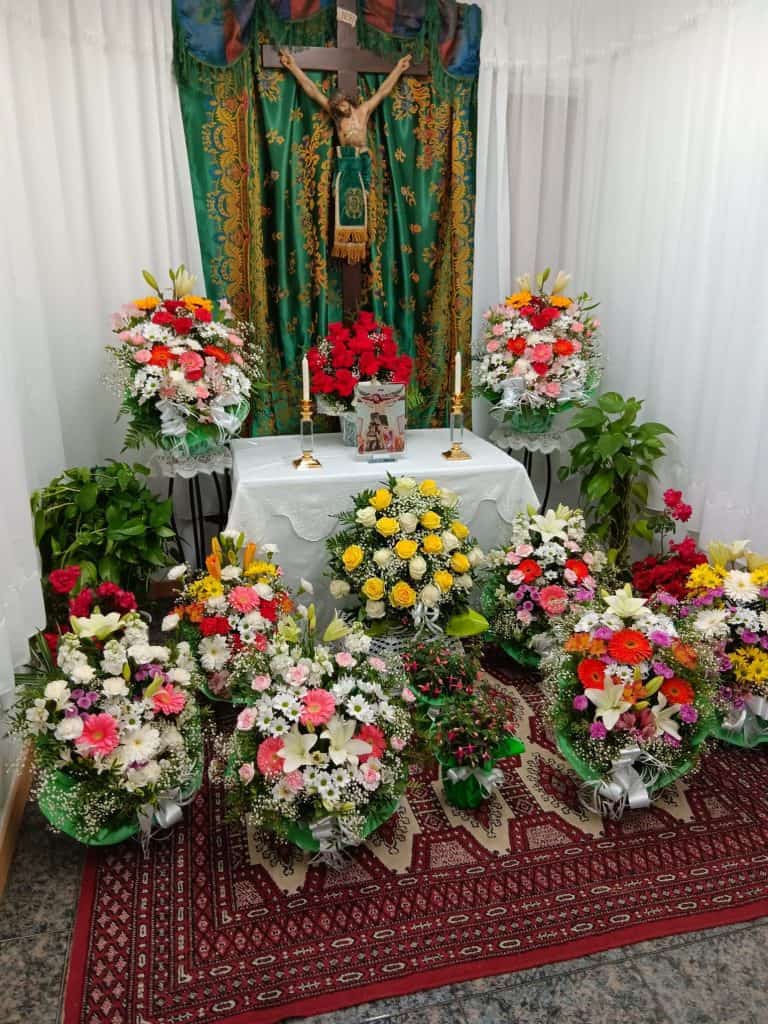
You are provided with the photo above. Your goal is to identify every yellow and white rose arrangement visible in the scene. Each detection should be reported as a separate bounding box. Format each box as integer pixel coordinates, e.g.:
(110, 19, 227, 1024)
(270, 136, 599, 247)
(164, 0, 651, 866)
(326, 476, 488, 636)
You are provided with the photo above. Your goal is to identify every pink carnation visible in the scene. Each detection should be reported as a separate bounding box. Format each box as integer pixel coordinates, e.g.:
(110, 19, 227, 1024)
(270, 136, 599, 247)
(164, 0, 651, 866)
(76, 713, 120, 757)
(179, 351, 204, 375)
(227, 332, 243, 347)
(236, 707, 258, 731)
(401, 687, 416, 704)
(284, 770, 304, 792)
(539, 584, 569, 616)
(300, 688, 336, 727)
(134, 349, 152, 364)
(228, 586, 261, 613)
(516, 544, 534, 557)
(531, 343, 553, 364)
(491, 323, 506, 336)
(544, 381, 561, 397)
(251, 674, 271, 692)
(238, 762, 255, 784)
(257, 736, 285, 777)
(368, 656, 387, 672)
(151, 684, 186, 716)
(390, 736, 406, 751)
(486, 340, 500, 353)
(335, 651, 356, 668)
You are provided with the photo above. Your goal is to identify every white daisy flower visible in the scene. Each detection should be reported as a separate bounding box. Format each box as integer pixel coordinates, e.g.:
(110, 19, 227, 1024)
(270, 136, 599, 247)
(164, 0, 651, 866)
(723, 570, 759, 604)
(199, 635, 230, 672)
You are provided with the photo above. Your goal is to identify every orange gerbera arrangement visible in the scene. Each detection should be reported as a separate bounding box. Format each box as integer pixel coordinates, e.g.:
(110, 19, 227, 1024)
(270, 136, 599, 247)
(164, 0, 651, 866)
(607, 629, 652, 665)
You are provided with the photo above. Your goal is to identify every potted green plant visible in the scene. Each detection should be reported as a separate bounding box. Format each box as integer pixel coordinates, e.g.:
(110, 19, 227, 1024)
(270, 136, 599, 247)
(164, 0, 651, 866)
(558, 392, 672, 565)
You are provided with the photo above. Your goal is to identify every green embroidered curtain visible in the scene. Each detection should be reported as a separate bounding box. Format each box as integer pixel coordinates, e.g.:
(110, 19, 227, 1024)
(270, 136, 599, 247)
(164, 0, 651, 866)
(173, 1, 480, 434)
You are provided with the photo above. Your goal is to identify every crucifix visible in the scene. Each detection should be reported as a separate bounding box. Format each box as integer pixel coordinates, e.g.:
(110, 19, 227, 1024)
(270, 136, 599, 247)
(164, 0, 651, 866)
(261, 0, 430, 322)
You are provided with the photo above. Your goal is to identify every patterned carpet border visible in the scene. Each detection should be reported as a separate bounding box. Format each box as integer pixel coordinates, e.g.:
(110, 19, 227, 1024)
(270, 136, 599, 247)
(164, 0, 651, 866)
(63, 665, 768, 1024)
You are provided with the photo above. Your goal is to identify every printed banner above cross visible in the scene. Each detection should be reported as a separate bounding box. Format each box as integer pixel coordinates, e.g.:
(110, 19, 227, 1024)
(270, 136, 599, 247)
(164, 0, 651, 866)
(262, 0, 430, 320)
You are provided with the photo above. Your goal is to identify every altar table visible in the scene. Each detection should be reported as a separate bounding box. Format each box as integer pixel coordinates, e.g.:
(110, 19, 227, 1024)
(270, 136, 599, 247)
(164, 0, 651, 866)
(227, 428, 539, 622)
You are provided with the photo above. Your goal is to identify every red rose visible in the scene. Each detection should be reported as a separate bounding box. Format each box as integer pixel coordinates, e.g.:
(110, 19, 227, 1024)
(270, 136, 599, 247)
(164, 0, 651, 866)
(195, 307, 212, 323)
(186, 367, 204, 382)
(506, 337, 526, 356)
(151, 311, 175, 326)
(203, 344, 231, 364)
(96, 581, 120, 598)
(518, 559, 542, 583)
(663, 489, 682, 508)
(69, 589, 94, 617)
(48, 566, 81, 595)
(149, 345, 174, 367)
(172, 316, 193, 335)
(565, 558, 589, 581)
(199, 616, 231, 637)
(672, 502, 692, 523)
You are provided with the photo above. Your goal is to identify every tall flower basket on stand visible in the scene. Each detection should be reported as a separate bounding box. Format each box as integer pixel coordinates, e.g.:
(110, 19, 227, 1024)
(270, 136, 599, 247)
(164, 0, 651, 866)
(107, 266, 256, 457)
(544, 585, 716, 819)
(474, 269, 601, 435)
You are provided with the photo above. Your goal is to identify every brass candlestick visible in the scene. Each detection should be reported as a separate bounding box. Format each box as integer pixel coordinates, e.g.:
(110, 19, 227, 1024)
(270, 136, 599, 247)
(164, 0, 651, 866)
(442, 392, 471, 460)
(293, 398, 322, 469)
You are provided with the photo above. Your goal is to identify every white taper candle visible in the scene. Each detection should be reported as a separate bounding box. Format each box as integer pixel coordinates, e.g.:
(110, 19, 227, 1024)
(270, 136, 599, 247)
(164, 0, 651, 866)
(302, 355, 310, 402)
(454, 351, 461, 396)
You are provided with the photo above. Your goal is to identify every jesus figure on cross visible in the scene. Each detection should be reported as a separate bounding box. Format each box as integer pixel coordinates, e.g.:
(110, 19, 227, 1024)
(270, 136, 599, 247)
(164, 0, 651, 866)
(279, 50, 412, 265)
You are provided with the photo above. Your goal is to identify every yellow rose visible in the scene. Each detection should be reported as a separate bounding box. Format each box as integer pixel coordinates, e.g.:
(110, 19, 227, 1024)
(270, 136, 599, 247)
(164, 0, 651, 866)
(361, 577, 386, 601)
(390, 581, 416, 608)
(394, 538, 418, 560)
(450, 552, 470, 574)
(419, 479, 439, 497)
(375, 517, 400, 538)
(450, 520, 470, 541)
(342, 545, 364, 572)
(369, 488, 392, 511)
(133, 295, 160, 310)
(434, 571, 454, 592)
(420, 510, 442, 530)
(422, 534, 443, 555)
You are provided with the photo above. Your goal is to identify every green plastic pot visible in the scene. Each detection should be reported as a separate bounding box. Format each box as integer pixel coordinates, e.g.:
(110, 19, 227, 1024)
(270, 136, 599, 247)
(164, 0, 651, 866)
(438, 736, 524, 810)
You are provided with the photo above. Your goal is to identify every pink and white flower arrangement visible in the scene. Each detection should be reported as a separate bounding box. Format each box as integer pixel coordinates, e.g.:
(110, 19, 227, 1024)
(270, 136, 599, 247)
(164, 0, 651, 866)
(227, 614, 413, 852)
(107, 266, 257, 454)
(474, 270, 600, 420)
(485, 505, 606, 664)
(12, 610, 202, 844)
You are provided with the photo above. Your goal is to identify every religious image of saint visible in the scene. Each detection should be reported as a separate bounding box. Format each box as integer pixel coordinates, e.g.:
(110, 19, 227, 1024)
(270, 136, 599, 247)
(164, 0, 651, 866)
(279, 50, 412, 264)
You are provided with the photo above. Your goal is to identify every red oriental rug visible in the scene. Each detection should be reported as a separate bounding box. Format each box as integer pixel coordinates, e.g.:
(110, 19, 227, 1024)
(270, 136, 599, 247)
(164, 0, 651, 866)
(64, 665, 768, 1024)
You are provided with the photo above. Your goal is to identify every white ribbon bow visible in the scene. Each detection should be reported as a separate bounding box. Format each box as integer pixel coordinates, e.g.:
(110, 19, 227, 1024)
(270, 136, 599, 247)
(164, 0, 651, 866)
(308, 815, 363, 869)
(156, 399, 190, 437)
(446, 765, 504, 797)
(579, 745, 668, 821)
(412, 601, 443, 638)
(136, 785, 197, 855)
(723, 695, 768, 744)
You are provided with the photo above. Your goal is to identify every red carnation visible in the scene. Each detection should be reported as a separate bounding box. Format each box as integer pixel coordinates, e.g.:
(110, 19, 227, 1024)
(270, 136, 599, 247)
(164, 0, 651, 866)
(531, 362, 550, 376)
(151, 311, 175, 326)
(507, 337, 526, 356)
(358, 351, 381, 377)
(69, 589, 94, 617)
(203, 344, 231, 364)
(307, 348, 325, 371)
(331, 343, 355, 370)
(195, 307, 212, 323)
(44, 632, 61, 658)
(391, 355, 413, 384)
(113, 589, 138, 613)
(48, 566, 81, 595)
(259, 600, 277, 623)
(163, 300, 185, 312)
(663, 489, 682, 509)
(199, 616, 231, 637)
(518, 559, 543, 583)
(311, 371, 335, 395)
(172, 316, 193, 335)
(553, 338, 575, 357)
(334, 369, 357, 397)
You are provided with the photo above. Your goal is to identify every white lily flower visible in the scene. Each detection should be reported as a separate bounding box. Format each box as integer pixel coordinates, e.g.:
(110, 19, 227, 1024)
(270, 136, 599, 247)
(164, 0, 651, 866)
(650, 692, 681, 741)
(602, 584, 647, 620)
(584, 679, 632, 732)
(69, 612, 123, 640)
(277, 726, 318, 773)
(531, 508, 569, 543)
(320, 715, 373, 766)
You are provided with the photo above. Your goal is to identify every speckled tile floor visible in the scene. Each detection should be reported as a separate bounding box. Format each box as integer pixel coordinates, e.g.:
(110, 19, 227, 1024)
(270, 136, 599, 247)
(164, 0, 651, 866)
(2, 804, 767, 1024)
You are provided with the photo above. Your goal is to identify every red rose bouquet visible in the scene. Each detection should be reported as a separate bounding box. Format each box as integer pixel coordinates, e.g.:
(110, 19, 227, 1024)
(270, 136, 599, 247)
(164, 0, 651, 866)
(42, 566, 138, 660)
(308, 311, 413, 414)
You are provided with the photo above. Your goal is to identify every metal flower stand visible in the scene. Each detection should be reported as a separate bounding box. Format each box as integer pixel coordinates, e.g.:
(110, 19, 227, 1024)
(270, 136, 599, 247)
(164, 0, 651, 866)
(154, 449, 232, 568)
(489, 424, 563, 513)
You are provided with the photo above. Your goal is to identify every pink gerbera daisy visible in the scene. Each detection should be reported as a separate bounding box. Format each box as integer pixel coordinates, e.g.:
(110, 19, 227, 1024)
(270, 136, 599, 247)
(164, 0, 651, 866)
(228, 586, 261, 614)
(257, 736, 285, 777)
(75, 713, 120, 757)
(357, 723, 386, 762)
(299, 689, 336, 727)
(151, 684, 187, 716)
(538, 584, 569, 616)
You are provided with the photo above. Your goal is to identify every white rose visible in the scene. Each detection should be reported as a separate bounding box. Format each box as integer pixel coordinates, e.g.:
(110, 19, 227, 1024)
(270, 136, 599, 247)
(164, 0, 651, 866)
(393, 476, 417, 496)
(167, 667, 191, 686)
(44, 680, 71, 707)
(439, 489, 459, 508)
(161, 613, 180, 632)
(167, 564, 188, 581)
(399, 512, 419, 534)
(254, 583, 274, 600)
(299, 578, 314, 595)
(365, 600, 386, 619)
(419, 584, 441, 608)
(373, 549, 393, 568)
(243, 610, 267, 630)
(128, 643, 153, 664)
(468, 546, 485, 568)
(356, 506, 378, 528)
(103, 677, 129, 697)
(441, 531, 460, 553)
(54, 716, 84, 741)
(330, 579, 351, 599)
(455, 574, 474, 591)
(220, 565, 242, 581)
(70, 664, 96, 685)
(408, 556, 427, 581)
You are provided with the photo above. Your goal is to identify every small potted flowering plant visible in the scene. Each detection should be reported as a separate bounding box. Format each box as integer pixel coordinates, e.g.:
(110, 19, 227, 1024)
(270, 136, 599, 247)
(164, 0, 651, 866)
(327, 475, 488, 641)
(226, 612, 414, 858)
(474, 269, 601, 434)
(483, 505, 606, 668)
(631, 489, 706, 599)
(307, 311, 413, 445)
(11, 607, 202, 845)
(164, 532, 293, 703)
(685, 542, 768, 747)
(108, 266, 256, 457)
(546, 585, 715, 817)
(401, 637, 480, 709)
(430, 692, 524, 810)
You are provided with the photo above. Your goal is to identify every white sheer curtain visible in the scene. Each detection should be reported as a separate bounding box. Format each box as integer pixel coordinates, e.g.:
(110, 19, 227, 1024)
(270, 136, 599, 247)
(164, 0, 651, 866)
(0, 0, 200, 815)
(473, 0, 768, 548)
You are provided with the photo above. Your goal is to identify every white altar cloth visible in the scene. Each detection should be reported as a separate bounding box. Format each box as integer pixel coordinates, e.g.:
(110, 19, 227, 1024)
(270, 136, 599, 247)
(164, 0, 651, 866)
(227, 428, 538, 622)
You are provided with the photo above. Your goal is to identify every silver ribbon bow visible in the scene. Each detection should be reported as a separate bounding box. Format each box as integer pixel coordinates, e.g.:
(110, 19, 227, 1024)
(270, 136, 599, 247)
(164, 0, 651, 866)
(308, 815, 363, 869)
(446, 765, 504, 797)
(156, 398, 190, 438)
(579, 745, 668, 821)
(412, 601, 443, 639)
(136, 785, 196, 855)
(722, 695, 768, 744)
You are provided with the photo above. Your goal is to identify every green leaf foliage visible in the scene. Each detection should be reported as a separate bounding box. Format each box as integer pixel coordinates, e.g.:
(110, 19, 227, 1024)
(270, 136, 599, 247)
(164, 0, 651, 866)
(559, 392, 673, 566)
(30, 461, 175, 592)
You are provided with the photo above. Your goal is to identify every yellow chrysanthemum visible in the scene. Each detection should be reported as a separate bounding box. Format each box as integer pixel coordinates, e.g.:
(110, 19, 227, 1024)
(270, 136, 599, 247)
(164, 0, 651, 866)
(422, 534, 443, 555)
(375, 517, 400, 538)
(506, 290, 532, 308)
(548, 294, 572, 308)
(342, 545, 364, 572)
(394, 539, 418, 560)
(390, 581, 416, 608)
(450, 521, 470, 541)
(244, 560, 278, 579)
(731, 647, 768, 686)
(134, 295, 160, 310)
(361, 577, 386, 601)
(686, 563, 727, 594)
(187, 575, 224, 601)
(751, 565, 768, 587)
(419, 479, 439, 497)
(182, 295, 213, 311)
(369, 488, 392, 511)
(420, 510, 442, 530)
(450, 552, 470, 574)
(434, 570, 454, 592)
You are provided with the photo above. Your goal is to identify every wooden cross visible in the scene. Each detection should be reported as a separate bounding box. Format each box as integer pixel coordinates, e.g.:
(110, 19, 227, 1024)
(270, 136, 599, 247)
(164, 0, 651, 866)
(262, 0, 430, 321)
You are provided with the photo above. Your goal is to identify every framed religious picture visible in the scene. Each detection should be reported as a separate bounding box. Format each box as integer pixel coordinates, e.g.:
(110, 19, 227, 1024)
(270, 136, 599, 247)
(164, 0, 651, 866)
(354, 382, 406, 460)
